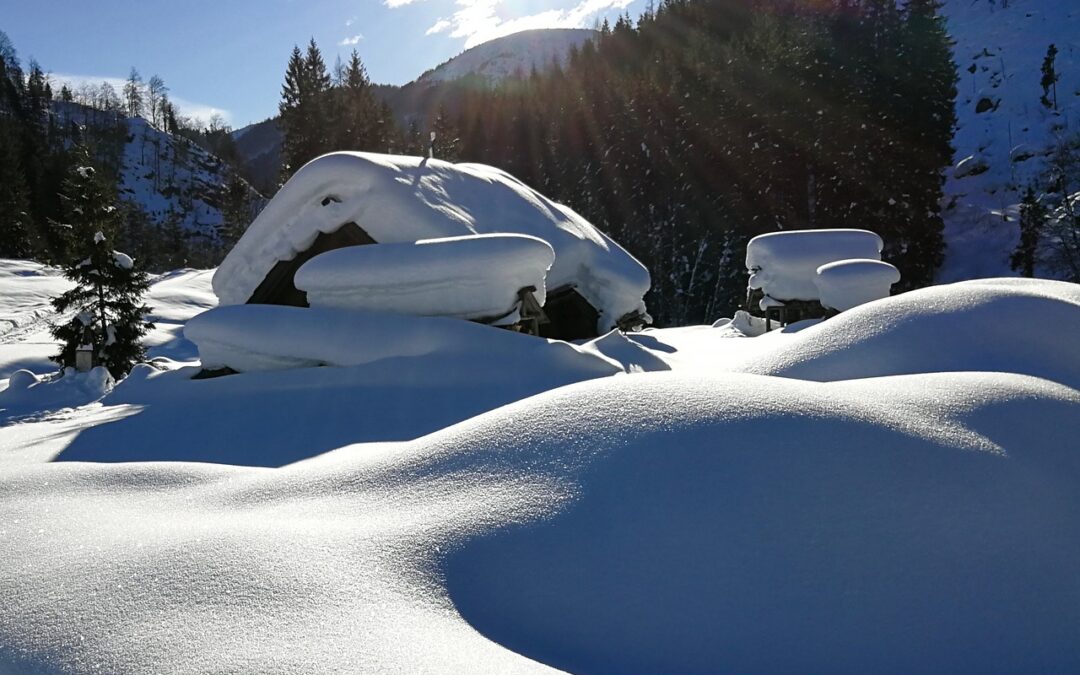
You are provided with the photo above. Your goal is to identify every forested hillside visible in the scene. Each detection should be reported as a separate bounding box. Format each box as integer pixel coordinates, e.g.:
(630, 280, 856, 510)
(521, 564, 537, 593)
(0, 34, 262, 272)
(450, 0, 958, 325)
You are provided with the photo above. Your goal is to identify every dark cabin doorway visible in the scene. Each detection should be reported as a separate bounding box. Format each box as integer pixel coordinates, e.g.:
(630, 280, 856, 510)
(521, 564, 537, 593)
(539, 285, 600, 341)
(245, 222, 376, 306)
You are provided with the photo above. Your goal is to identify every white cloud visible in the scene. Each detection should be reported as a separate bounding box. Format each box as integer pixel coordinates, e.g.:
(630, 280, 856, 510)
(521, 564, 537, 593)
(50, 72, 231, 127)
(345, 16, 356, 27)
(384, 0, 418, 8)
(339, 34, 365, 46)
(425, 19, 453, 35)
(420, 0, 633, 49)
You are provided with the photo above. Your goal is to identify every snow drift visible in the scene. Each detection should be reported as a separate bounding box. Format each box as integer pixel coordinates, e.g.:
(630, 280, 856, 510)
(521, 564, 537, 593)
(212, 152, 651, 333)
(2, 267, 1080, 673)
(739, 278, 1080, 388)
(184, 303, 619, 375)
(2, 370, 1079, 673)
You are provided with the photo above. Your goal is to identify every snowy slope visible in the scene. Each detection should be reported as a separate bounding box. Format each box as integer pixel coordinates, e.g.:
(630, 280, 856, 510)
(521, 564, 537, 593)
(939, 0, 1080, 280)
(56, 102, 263, 243)
(418, 29, 596, 85)
(1, 262, 1079, 672)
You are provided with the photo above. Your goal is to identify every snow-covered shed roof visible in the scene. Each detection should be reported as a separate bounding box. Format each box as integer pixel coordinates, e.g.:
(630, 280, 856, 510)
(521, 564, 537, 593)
(213, 152, 651, 335)
(746, 229, 884, 302)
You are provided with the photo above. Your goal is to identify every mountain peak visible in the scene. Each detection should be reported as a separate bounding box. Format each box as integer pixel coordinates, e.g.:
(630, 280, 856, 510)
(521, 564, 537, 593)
(417, 28, 597, 85)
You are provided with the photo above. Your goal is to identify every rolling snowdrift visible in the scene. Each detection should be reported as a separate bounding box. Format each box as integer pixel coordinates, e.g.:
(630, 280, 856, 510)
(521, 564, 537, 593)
(1, 266, 1080, 673)
(213, 152, 651, 332)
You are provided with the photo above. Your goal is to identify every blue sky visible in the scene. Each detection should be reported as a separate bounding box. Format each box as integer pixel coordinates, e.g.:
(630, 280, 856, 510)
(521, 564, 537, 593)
(3, 0, 639, 128)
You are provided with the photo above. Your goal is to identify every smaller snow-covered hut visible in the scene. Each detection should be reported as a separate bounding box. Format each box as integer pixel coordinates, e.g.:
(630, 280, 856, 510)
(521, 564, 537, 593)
(746, 229, 899, 325)
(213, 152, 651, 340)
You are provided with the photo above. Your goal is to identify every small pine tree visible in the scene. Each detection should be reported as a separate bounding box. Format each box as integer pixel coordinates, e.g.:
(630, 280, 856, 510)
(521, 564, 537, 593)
(431, 104, 461, 161)
(49, 158, 153, 378)
(220, 171, 254, 248)
(1010, 187, 1046, 278)
(1040, 44, 1059, 110)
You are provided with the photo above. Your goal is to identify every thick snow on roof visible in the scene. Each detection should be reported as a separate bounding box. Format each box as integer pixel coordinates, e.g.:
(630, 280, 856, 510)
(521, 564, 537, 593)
(746, 229, 884, 302)
(814, 259, 901, 312)
(214, 152, 650, 331)
(294, 234, 554, 322)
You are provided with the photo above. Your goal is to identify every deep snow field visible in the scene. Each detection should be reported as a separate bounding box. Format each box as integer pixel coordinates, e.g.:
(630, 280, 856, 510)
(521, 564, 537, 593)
(2, 258, 1080, 673)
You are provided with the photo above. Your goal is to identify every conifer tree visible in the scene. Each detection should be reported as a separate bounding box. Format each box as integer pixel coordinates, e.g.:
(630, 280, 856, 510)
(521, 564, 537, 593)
(0, 120, 34, 258)
(431, 104, 460, 161)
(50, 156, 153, 378)
(1040, 44, 1059, 110)
(279, 40, 333, 179)
(123, 67, 144, 118)
(337, 49, 382, 151)
(220, 171, 254, 247)
(1010, 186, 1046, 277)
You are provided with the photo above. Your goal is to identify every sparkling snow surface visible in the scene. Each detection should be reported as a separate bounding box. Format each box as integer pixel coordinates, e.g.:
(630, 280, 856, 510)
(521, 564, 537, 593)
(213, 152, 651, 332)
(2, 261, 1080, 673)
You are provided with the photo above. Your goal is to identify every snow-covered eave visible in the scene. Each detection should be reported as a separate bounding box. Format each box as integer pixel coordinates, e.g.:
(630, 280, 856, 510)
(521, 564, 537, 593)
(213, 152, 651, 332)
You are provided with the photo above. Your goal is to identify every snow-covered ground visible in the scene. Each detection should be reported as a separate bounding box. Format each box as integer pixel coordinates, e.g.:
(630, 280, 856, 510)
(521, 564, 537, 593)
(1, 259, 1079, 673)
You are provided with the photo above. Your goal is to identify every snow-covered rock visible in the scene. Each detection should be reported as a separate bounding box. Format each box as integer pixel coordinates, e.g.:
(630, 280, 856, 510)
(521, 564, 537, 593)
(294, 234, 554, 323)
(213, 152, 650, 334)
(953, 154, 991, 179)
(815, 259, 901, 312)
(746, 229, 884, 302)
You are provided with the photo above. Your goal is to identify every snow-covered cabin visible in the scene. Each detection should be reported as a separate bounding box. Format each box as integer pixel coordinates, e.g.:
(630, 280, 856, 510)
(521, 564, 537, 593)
(746, 229, 899, 325)
(213, 152, 652, 340)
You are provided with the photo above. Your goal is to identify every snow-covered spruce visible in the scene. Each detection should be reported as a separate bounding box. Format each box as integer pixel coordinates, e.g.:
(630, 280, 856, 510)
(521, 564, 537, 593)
(212, 152, 651, 335)
(294, 234, 554, 323)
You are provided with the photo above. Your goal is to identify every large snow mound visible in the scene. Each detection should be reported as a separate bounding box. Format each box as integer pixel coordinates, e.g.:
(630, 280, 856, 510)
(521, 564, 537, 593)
(3, 265, 1080, 672)
(746, 229, 884, 302)
(741, 278, 1080, 387)
(213, 152, 650, 332)
(294, 233, 554, 322)
(2, 371, 1079, 673)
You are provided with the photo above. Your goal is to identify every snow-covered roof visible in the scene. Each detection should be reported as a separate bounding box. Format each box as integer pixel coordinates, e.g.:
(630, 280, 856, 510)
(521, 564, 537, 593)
(213, 152, 651, 332)
(746, 229, 883, 302)
(294, 234, 554, 323)
(814, 259, 901, 312)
